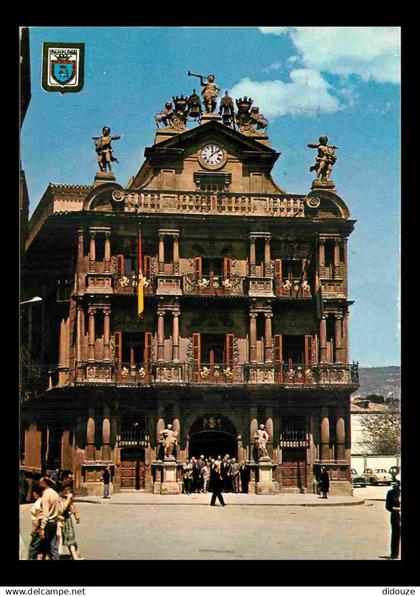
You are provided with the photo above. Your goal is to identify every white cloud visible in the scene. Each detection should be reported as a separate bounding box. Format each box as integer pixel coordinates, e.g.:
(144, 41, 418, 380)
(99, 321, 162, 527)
(258, 26, 400, 84)
(229, 69, 341, 119)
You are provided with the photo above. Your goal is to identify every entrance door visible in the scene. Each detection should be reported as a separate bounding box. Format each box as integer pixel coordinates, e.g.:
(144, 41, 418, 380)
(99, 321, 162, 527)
(282, 448, 306, 490)
(189, 431, 238, 460)
(121, 449, 145, 490)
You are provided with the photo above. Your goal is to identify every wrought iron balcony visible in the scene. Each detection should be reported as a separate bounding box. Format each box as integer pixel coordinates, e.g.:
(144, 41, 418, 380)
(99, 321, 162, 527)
(68, 361, 359, 389)
(183, 274, 245, 296)
(113, 273, 154, 296)
(274, 278, 312, 299)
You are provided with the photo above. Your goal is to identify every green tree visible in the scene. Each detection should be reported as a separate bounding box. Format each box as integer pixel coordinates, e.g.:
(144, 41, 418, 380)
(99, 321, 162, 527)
(360, 409, 400, 454)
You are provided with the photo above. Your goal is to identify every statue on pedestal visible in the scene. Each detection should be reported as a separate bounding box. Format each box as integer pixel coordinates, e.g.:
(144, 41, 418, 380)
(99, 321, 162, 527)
(219, 90, 235, 128)
(308, 135, 338, 183)
(92, 126, 120, 172)
(188, 71, 220, 114)
(235, 98, 268, 134)
(155, 102, 175, 128)
(160, 424, 178, 459)
(187, 89, 202, 121)
(253, 424, 270, 460)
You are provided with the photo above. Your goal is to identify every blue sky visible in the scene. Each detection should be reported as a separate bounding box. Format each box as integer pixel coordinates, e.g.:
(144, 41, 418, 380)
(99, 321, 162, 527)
(21, 26, 400, 367)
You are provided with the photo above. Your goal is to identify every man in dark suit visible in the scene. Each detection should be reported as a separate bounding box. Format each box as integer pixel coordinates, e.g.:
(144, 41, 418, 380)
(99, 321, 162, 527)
(239, 460, 250, 493)
(210, 461, 225, 507)
(221, 455, 231, 492)
(386, 480, 401, 559)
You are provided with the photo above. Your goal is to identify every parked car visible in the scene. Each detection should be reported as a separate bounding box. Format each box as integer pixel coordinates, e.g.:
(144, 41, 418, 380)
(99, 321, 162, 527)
(351, 469, 367, 487)
(363, 468, 392, 485)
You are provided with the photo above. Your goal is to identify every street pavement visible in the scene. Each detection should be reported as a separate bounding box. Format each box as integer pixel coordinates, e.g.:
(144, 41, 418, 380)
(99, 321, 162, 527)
(20, 486, 396, 560)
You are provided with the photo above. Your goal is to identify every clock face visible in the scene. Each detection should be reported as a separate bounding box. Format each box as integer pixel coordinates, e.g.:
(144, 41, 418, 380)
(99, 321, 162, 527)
(200, 144, 224, 167)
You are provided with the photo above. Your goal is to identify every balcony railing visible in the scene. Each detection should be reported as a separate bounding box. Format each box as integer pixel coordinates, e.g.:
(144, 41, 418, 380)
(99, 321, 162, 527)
(113, 273, 154, 296)
(112, 190, 305, 218)
(71, 361, 358, 387)
(274, 278, 312, 299)
(183, 274, 245, 296)
(185, 363, 245, 384)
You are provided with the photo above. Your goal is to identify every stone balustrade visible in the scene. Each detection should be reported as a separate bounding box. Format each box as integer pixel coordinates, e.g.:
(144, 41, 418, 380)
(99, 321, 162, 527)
(112, 190, 305, 217)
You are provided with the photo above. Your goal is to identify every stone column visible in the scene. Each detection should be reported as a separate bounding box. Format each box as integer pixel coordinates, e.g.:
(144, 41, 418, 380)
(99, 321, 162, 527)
(318, 238, 325, 277)
(264, 312, 273, 363)
(320, 409, 330, 461)
(88, 308, 96, 361)
(104, 231, 111, 272)
(172, 311, 180, 362)
(319, 316, 327, 363)
(249, 313, 257, 363)
(333, 238, 341, 279)
(250, 407, 258, 464)
(334, 314, 343, 363)
(58, 317, 67, 368)
(173, 232, 180, 275)
(342, 238, 348, 294)
(343, 312, 349, 363)
(264, 235, 271, 276)
(265, 408, 273, 458)
(158, 232, 165, 274)
(157, 310, 165, 361)
(86, 410, 95, 461)
(103, 307, 111, 362)
(102, 406, 111, 461)
(249, 236, 256, 276)
(77, 229, 84, 260)
(76, 304, 83, 363)
(89, 231, 96, 271)
(336, 413, 345, 461)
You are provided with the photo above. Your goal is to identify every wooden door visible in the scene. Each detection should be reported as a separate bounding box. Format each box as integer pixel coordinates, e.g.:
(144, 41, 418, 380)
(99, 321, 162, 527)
(121, 453, 145, 490)
(281, 449, 306, 489)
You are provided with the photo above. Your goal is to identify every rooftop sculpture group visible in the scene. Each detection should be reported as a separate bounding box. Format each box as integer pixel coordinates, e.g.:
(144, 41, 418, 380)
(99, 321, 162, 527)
(93, 72, 339, 186)
(154, 71, 269, 135)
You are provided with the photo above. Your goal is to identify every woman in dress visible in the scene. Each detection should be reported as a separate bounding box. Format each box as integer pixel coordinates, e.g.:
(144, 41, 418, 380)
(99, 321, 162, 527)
(59, 486, 84, 559)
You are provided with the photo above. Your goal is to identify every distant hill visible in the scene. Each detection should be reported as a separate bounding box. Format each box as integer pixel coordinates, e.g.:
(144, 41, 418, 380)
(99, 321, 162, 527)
(354, 366, 400, 401)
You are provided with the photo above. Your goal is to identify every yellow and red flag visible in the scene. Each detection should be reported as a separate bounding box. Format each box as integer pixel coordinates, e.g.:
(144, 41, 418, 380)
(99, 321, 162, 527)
(137, 225, 144, 318)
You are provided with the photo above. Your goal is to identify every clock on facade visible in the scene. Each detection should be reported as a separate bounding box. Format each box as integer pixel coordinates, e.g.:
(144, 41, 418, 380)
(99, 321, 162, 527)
(198, 143, 227, 169)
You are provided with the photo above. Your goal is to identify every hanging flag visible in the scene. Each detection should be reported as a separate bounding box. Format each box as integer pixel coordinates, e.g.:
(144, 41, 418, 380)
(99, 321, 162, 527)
(137, 225, 144, 318)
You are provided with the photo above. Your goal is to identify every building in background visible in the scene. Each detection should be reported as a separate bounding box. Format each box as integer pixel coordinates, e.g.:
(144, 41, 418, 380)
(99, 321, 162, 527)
(21, 79, 359, 496)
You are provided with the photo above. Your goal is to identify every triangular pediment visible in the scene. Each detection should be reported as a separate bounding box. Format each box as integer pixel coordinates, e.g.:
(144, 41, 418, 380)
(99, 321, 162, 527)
(152, 119, 279, 155)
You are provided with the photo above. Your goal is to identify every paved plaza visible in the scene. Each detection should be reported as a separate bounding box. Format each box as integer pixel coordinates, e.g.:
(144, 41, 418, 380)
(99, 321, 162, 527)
(19, 487, 397, 560)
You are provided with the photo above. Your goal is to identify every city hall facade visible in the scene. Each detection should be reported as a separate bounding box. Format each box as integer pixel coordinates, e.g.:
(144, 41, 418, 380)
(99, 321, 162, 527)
(21, 82, 359, 496)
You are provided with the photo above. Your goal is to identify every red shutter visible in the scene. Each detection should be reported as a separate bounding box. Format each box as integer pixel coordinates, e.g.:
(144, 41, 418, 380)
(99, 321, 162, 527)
(144, 331, 152, 369)
(223, 257, 232, 279)
(225, 333, 234, 367)
(194, 257, 202, 279)
(114, 331, 122, 369)
(274, 334, 283, 363)
(192, 333, 201, 368)
(304, 335, 314, 366)
(144, 256, 151, 276)
(274, 259, 282, 281)
(116, 255, 125, 277)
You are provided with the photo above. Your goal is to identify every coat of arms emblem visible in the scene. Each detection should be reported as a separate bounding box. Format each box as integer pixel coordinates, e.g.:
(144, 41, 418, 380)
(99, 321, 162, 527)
(42, 42, 85, 93)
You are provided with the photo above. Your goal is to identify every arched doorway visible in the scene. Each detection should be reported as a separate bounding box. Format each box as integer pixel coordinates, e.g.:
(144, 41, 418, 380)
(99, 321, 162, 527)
(188, 415, 238, 459)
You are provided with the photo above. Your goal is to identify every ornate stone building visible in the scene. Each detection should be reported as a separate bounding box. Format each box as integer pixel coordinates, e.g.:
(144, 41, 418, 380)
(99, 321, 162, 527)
(21, 85, 359, 496)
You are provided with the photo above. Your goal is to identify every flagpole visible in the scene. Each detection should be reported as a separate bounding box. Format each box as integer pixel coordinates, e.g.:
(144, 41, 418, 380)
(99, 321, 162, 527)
(137, 223, 144, 319)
